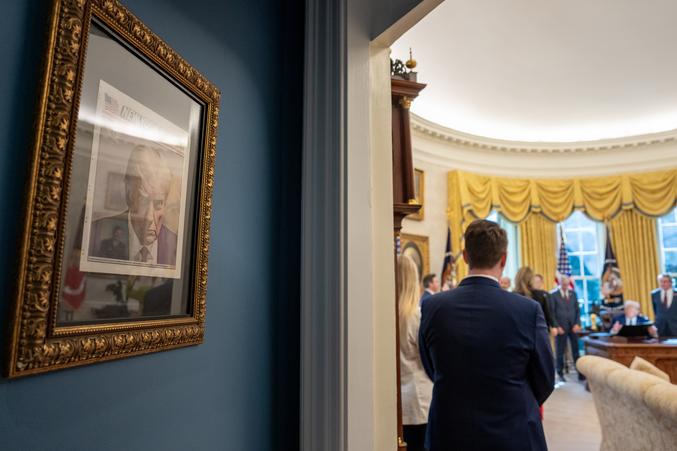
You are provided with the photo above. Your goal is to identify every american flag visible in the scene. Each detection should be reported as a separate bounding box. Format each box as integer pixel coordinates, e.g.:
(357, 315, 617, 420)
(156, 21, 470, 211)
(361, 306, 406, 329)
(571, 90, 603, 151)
(441, 226, 452, 278)
(556, 225, 572, 281)
(104, 93, 118, 114)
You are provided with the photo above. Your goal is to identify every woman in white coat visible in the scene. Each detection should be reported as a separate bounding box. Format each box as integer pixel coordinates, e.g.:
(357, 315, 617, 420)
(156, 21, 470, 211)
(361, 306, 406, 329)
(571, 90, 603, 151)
(398, 255, 433, 451)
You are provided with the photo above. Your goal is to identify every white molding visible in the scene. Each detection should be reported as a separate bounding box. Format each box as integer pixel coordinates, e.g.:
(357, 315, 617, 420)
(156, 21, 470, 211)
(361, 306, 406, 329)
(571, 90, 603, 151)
(301, 0, 346, 450)
(412, 113, 677, 179)
(411, 113, 677, 154)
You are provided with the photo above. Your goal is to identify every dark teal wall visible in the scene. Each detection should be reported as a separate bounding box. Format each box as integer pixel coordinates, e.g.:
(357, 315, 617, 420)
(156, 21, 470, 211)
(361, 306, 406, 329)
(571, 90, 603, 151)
(0, 1, 302, 450)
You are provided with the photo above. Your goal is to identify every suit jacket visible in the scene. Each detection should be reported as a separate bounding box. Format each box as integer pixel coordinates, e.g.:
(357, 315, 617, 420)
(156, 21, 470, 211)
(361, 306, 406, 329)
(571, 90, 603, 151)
(420, 289, 433, 307)
(419, 276, 554, 451)
(611, 314, 651, 326)
(651, 288, 677, 336)
(516, 289, 555, 329)
(90, 212, 178, 266)
(550, 288, 580, 331)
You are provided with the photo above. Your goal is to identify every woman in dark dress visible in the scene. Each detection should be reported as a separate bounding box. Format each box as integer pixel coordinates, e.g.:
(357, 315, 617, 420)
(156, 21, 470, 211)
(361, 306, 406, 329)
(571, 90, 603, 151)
(514, 266, 558, 338)
(515, 266, 558, 419)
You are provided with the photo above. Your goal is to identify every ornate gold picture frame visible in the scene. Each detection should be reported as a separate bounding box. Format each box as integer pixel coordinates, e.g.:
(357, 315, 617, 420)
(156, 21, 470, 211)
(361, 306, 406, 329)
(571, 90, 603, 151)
(409, 168, 425, 221)
(400, 233, 430, 280)
(5, 0, 220, 378)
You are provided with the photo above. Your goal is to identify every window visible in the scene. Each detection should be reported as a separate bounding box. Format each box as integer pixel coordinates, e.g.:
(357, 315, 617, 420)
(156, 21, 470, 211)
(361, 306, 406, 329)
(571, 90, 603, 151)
(486, 211, 520, 283)
(658, 207, 677, 284)
(560, 211, 605, 325)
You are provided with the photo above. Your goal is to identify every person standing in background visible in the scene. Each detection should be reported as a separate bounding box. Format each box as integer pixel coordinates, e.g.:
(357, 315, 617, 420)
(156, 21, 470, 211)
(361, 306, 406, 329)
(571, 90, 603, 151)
(514, 266, 558, 338)
(420, 273, 439, 307)
(398, 255, 433, 451)
(533, 273, 546, 291)
(551, 275, 583, 382)
(500, 276, 512, 291)
(652, 274, 677, 336)
(419, 220, 553, 451)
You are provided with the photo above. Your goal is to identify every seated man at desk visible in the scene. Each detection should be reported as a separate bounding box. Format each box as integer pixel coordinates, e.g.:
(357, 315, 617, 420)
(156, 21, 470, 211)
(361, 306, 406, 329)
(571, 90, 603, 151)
(611, 300, 658, 337)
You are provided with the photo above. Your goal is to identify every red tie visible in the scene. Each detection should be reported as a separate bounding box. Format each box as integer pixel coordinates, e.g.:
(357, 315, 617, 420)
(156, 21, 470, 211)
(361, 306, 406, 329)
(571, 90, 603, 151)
(664, 291, 669, 309)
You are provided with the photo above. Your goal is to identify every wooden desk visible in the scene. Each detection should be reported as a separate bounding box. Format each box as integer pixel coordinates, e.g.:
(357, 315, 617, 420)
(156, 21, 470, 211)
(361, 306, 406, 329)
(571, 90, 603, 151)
(583, 333, 677, 382)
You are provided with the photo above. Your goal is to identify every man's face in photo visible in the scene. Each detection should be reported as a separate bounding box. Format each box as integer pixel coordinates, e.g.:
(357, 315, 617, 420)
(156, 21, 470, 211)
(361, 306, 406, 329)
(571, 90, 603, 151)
(125, 146, 171, 246)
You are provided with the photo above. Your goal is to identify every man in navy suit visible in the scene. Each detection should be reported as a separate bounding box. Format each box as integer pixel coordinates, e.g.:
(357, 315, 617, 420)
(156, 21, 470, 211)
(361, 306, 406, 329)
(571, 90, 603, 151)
(419, 220, 554, 451)
(610, 300, 657, 337)
(550, 275, 582, 382)
(651, 274, 677, 336)
(420, 273, 439, 307)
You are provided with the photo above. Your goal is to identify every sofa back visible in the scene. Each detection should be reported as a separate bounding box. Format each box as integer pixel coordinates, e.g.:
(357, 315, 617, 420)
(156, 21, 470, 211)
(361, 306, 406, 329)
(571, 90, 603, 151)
(577, 355, 676, 451)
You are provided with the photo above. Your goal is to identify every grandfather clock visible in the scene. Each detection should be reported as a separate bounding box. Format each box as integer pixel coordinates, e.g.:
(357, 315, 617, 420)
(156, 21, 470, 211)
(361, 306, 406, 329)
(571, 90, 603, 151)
(391, 57, 426, 451)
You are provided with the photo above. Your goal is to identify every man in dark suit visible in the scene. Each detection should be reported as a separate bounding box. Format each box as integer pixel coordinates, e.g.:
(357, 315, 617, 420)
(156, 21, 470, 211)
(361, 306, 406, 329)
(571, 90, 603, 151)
(610, 300, 657, 337)
(550, 275, 582, 382)
(419, 220, 554, 451)
(89, 145, 178, 267)
(420, 273, 439, 307)
(651, 273, 677, 336)
(97, 225, 127, 260)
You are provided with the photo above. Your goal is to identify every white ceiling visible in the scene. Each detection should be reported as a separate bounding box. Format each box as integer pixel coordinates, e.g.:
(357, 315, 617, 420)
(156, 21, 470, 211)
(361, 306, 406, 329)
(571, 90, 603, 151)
(391, 0, 677, 142)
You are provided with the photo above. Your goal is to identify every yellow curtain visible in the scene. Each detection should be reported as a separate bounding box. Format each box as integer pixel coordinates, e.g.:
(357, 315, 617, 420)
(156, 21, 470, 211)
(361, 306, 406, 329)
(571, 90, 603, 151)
(448, 168, 677, 225)
(609, 210, 661, 320)
(448, 168, 676, 290)
(519, 214, 558, 291)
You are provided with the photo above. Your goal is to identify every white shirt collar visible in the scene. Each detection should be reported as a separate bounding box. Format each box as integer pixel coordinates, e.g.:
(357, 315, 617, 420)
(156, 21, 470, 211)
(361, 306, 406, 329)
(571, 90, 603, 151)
(128, 213, 158, 264)
(663, 289, 674, 308)
(425, 288, 435, 295)
(464, 274, 499, 283)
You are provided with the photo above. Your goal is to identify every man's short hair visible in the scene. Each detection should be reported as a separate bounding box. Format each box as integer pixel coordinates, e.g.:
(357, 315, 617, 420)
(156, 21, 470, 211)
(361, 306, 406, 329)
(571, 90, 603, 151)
(464, 220, 508, 269)
(623, 300, 640, 311)
(658, 273, 673, 283)
(422, 273, 436, 288)
(125, 145, 172, 198)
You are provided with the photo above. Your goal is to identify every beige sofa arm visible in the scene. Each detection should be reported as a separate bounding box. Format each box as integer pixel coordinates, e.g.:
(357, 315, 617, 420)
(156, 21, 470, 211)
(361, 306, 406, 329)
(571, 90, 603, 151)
(630, 356, 671, 383)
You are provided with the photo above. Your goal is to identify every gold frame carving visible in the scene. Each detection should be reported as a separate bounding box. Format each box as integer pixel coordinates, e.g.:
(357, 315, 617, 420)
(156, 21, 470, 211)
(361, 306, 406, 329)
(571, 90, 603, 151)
(5, 0, 220, 378)
(400, 233, 430, 279)
(409, 168, 425, 221)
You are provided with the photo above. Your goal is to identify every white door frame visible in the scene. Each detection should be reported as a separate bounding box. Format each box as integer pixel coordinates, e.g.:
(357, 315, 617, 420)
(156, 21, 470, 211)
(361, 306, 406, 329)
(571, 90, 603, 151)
(301, 2, 443, 450)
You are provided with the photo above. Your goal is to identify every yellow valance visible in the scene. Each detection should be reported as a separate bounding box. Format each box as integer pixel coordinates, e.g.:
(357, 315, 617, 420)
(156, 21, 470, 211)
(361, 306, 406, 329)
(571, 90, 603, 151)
(448, 168, 677, 224)
(447, 168, 677, 281)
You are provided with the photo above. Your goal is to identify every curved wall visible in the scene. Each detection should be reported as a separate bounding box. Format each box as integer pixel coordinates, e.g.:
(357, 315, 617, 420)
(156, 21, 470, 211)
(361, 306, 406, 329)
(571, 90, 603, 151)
(403, 113, 677, 281)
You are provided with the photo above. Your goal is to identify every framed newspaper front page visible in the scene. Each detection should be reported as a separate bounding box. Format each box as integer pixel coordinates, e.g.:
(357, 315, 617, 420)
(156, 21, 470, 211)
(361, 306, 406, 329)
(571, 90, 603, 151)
(6, 0, 220, 377)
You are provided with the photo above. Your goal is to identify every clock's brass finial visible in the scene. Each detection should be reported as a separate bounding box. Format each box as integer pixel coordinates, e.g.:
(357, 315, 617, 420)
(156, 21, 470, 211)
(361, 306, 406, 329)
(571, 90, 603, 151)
(405, 48, 417, 70)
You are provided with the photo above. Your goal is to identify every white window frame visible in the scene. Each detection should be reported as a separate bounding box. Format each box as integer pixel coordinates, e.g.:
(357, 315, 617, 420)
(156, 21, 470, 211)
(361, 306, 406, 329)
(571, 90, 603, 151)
(560, 212, 605, 325)
(657, 207, 677, 284)
(486, 211, 520, 282)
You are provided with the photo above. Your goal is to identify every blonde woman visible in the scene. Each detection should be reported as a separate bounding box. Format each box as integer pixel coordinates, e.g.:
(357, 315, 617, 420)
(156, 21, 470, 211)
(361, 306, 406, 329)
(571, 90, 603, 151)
(398, 254, 433, 451)
(514, 266, 557, 337)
